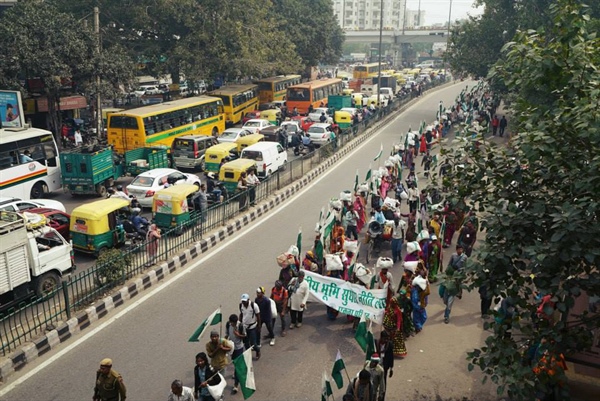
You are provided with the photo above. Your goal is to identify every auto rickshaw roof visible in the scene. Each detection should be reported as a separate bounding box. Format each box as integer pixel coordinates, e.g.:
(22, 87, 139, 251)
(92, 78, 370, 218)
(71, 198, 131, 220)
(153, 183, 200, 199)
(220, 158, 257, 169)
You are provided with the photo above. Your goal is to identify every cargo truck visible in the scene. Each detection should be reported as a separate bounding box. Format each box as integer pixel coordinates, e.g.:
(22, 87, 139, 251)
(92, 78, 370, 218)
(0, 211, 74, 310)
(60, 147, 124, 197)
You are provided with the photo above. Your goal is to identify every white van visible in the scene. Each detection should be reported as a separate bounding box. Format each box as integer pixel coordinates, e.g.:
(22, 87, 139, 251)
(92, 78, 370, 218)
(379, 87, 394, 101)
(240, 141, 288, 178)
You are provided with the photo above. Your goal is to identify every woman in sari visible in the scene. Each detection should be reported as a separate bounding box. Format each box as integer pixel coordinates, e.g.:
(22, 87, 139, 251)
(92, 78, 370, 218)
(382, 296, 407, 358)
(354, 195, 366, 233)
(411, 274, 429, 333)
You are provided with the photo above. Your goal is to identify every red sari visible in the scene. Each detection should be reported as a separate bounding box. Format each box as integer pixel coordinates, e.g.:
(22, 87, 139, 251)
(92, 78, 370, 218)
(419, 135, 427, 154)
(354, 196, 366, 232)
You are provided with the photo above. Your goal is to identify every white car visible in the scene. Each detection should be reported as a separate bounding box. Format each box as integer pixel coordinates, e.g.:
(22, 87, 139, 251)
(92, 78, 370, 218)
(125, 168, 201, 207)
(134, 85, 161, 97)
(242, 119, 271, 134)
(307, 123, 332, 147)
(217, 128, 252, 143)
(308, 107, 330, 122)
(0, 197, 66, 213)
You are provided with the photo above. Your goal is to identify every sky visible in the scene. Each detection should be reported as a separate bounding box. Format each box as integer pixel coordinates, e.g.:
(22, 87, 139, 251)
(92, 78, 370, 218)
(405, 0, 484, 25)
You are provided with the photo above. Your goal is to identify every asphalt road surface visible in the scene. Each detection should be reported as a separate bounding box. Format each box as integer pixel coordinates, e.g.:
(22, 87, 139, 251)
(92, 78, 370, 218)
(0, 81, 501, 401)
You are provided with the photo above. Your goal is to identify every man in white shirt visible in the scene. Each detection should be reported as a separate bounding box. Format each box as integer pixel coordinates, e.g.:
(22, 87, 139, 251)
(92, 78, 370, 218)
(167, 380, 194, 401)
(74, 129, 83, 146)
(239, 293, 261, 359)
(246, 169, 260, 205)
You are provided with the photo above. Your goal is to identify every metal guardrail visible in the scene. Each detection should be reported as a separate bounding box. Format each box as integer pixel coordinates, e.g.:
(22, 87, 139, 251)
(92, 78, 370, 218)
(0, 79, 448, 356)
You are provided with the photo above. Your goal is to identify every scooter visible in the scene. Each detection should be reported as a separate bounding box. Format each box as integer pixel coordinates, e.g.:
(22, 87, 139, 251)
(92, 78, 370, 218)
(207, 181, 229, 206)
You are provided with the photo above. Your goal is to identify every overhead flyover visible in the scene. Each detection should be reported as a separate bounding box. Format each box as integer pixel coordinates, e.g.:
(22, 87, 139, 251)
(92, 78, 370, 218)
(344, 29, 449, 44)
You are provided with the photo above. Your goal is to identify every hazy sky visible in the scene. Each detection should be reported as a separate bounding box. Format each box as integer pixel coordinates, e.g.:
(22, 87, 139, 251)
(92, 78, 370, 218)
(406, 0, 484, 25)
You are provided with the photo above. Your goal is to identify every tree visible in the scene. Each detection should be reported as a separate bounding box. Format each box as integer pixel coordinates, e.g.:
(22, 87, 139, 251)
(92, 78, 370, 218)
(271, 0, 344, 76)
(440, 1, 600, 399)
(446, 0, 559, 81)
(0, 0, 135, 136)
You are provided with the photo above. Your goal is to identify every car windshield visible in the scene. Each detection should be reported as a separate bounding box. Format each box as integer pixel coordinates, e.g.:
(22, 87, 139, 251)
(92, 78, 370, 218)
(220, 131, 238, 139)
(129, 176, 156, 187)
(309, 127, 325, 134)
(244, 121, 261, 127)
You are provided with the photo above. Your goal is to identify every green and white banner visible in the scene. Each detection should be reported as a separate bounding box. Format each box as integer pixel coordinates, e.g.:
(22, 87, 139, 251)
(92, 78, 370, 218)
(304, 271, 387, 324)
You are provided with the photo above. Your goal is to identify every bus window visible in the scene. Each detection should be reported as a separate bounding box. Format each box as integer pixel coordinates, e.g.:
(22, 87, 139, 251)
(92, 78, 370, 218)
(109, 116, 138, 129)
(287, 88, 309, 100)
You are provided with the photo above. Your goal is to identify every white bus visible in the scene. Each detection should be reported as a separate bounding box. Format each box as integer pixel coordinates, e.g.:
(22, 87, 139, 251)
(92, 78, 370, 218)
(0, 128, 61, 199)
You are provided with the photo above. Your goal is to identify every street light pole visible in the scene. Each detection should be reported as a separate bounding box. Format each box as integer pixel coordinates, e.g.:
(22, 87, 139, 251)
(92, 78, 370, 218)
(376, 0, 383, 108)
(94, 7, 102, 138)
(445, 0, 453, 76)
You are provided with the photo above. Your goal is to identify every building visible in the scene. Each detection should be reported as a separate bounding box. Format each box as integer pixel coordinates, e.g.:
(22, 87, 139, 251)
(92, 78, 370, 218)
(404, 9, 426, 28)
(333, 0, 407, 30)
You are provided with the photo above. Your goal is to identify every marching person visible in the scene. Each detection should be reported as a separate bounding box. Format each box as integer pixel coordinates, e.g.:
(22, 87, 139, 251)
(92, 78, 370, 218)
(225, 314, 246, 395)
(167, 379, 194, 401)
(194, 352, 221, 401)
(93, 358, 127, 401)
(288, 270, 309, 329)
(363, 354, 386, 401)
(270, 280, 289, 337)
(239, 293, 261, 360)
(205, 330, 231, 374)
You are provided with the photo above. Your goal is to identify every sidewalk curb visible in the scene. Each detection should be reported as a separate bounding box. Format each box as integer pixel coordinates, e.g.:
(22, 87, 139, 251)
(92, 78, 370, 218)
(0, 82, 457, 383)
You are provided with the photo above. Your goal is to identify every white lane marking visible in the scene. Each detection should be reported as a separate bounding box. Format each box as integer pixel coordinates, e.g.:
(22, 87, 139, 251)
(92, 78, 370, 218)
(0, 85, 457, 396)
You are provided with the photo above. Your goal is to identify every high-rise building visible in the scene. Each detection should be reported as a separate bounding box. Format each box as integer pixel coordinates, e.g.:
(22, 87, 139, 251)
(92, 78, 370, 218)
(404, 9, 426, 28)
(333, 0, 407, 30)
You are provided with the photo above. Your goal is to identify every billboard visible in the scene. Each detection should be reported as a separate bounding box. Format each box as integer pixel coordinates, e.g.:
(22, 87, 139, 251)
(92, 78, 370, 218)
(0, 90, 25, 129)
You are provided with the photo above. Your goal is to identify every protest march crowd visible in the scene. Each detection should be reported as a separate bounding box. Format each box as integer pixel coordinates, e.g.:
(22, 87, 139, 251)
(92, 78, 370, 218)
(92, 82, 516, 401)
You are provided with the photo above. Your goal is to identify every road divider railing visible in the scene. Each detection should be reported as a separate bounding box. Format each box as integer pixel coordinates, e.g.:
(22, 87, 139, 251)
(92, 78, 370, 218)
(0, 78, 451, 358)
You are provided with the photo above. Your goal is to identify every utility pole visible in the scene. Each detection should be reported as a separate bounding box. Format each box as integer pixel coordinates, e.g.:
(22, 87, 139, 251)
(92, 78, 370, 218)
(402, 0, 407, 34)
(418, 0, 421, 26)
(376, 0, 383, 108)
(94, 6, 102, 138)
(446, 0, 453, 75)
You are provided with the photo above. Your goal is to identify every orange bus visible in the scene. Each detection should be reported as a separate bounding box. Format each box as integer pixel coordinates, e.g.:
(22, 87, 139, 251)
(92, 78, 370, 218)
(285, 78, 343, 115)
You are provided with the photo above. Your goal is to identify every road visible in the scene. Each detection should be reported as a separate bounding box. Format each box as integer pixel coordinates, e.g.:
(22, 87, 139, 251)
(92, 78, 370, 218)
(0, 81, 501, 401)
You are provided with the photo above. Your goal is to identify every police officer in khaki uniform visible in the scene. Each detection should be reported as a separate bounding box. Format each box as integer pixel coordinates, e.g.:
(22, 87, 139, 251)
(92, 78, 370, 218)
(93, 358, 127, 401)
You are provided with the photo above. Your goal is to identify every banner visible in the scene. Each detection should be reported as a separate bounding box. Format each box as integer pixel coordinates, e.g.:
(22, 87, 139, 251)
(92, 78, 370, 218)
(304, 271, 387, 324)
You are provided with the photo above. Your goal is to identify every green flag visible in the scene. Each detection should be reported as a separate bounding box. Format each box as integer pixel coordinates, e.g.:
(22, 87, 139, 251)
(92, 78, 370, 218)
(354, 169, 359, 192)
(321, 371, 333, 401)
(188, 308, 222, 342)
(331, 349, 346, 389)
(233, 348, 256, 399)
(373, 143, 383, 161)
(296, 227, 302, 256)
(416, 197, 423, 233)
(365, 163, 372, 182)
(355, 316, 376, 360)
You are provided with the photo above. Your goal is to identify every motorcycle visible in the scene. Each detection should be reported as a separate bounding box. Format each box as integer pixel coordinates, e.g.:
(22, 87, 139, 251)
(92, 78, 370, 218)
(122, 219, 148, 251)
(207, 181, 229, 206)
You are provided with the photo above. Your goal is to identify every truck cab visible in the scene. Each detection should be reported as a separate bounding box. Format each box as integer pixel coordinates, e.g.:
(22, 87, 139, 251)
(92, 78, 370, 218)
(0, 212, 74, 309)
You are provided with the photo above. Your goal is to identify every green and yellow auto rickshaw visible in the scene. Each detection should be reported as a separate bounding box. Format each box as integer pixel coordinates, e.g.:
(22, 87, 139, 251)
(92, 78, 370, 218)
(218, 159, 257, 194)
(204, 142, 239, 173)
(70, 198, 130, 256)
(152, 184, 201, 230)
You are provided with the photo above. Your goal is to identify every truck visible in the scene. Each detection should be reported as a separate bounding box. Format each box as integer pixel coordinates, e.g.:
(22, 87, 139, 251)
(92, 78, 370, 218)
(123, 146, 169, 176)
(60, 147, 124, 197)
(327, 95, 353, 111)
(0, 211, 74, 310)
(372, 75, 398, 94)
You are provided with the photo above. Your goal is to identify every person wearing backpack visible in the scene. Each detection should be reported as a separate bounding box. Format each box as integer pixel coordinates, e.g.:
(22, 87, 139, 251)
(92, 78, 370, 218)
(438, 267, 463, 324)
(239, 293, 261, 360)
(270, 281, 289, 337)
(225, 314, 246, 395)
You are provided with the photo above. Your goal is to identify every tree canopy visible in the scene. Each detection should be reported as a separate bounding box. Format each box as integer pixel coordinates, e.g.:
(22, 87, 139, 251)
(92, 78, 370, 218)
(440, 1, 600, 399)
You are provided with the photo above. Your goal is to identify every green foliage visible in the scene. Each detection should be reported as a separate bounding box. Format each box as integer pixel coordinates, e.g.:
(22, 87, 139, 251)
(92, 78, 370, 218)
(441, 1, 600, 399)
(95, 248, 131, 287)
(0, 0, 135, 132)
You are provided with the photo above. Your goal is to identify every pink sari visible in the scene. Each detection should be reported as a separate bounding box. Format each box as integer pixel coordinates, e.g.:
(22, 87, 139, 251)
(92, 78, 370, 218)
(354, 196, 366, 233)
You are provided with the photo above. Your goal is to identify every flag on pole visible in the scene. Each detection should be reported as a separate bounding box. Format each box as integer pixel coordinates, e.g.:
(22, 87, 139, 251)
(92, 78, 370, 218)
(416, 197, 423, 233)
(188, 308, 222, 342)
(365, 163, 372, 182)
(353, 169, 359, 192)
(373, 143, 383, 161)
(233, 348, 256, 399)
(296, 227, 302, 256)
(321, 371, 333, 401)
(354, 315, 376, 360)
(331, 350, 346, 389)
